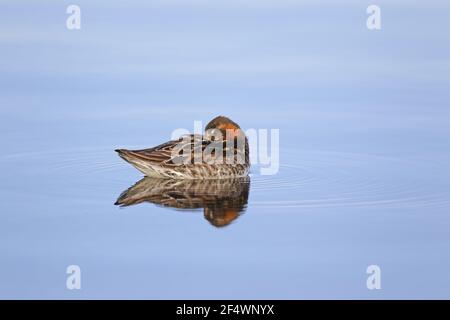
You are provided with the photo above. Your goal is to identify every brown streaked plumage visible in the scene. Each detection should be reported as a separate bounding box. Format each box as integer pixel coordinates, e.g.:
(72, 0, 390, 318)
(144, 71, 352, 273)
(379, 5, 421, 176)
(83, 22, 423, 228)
(115, 176, 250, 227)
(115, 116, 250, 179)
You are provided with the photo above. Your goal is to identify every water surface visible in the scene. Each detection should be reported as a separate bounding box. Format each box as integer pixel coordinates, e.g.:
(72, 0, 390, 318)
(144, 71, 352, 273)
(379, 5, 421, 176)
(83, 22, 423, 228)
(1, 1, 450, 299)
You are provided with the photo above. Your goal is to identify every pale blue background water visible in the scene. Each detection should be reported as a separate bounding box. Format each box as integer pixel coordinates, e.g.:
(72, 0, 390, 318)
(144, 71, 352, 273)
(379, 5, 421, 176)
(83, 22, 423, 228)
(1, 1, 450, 299)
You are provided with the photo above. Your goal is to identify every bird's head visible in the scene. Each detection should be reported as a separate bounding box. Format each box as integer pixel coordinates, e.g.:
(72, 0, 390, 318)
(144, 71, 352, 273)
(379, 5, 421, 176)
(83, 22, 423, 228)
(204, 115, 244, 141)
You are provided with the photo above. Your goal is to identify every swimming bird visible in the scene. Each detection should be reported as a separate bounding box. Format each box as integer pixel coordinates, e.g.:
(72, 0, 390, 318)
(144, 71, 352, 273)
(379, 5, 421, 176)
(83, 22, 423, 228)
(115, 116, 250, 179)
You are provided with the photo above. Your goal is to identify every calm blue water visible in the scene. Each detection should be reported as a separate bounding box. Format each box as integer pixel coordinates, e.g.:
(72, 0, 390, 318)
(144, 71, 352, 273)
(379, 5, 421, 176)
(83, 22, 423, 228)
(1, 1, 450, 299)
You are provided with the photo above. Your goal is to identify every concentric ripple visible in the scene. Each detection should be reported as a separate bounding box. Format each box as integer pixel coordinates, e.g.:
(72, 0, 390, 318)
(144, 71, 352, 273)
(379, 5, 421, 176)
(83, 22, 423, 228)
(250, 149, 450, 209)
(1, 147, 449, 209)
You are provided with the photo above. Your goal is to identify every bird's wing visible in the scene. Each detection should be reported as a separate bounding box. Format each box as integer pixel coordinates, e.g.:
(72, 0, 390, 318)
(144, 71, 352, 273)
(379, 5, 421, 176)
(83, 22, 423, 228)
(118, 134, 247, 166)
(123, 134, 206, 165)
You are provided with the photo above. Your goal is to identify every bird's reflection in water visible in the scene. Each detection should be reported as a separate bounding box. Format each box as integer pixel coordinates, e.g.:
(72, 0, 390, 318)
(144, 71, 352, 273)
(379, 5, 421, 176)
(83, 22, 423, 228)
(115, 177, 250, 228)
